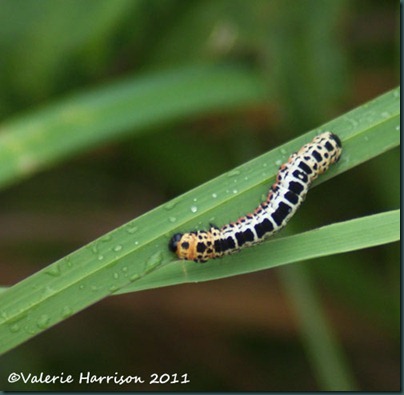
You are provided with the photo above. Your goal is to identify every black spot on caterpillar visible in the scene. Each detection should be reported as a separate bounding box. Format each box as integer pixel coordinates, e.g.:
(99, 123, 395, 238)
(169, 132, 342, 263)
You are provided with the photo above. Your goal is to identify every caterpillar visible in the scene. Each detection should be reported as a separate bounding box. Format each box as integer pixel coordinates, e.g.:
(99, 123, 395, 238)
(169, 132, 342, 263)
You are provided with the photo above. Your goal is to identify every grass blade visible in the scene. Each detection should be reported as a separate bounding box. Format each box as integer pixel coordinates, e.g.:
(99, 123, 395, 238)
(0, 65, 266, 189)
(280, 265, 359, 391)
(0, 87, 399, 354)
(117, 209, 399, 292)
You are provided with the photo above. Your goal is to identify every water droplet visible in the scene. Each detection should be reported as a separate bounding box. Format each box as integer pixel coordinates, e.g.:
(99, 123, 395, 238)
(37, 315, 50, 329)
(113, 272, 119, 279)
(168, 216, 177, 223)
(134, 241, 139, 246)
(113, 244, 123, 252)
(79, 284, 85, 290)
(10, 323, 21, 333)
(275, 159, 282, 166)
(145, 251, 163, 271)
(121, 266, 128, 272)
(61, 306, 73, 318)
(228, 169, 240, 177)
(98, 254, 104, 261)
(190, 206, 198, 213)
(91, 244, 98, 254)
(364, 136, 369, 142)
(109, 285, 119, 292)
(344, 116, 359, 128)
(8, 314, 26, 331)
(101, 235, 112, 243)
(262, 163, 268, 168)
(26, 326, 36, 335)
(91, 285, 99, 292)
(45, 264, 61, 277)
(42, 285, 55, 297)
(211, 193, 218, 198)
(396, 125, 400, 131)
(381, 111, 390, 118)
(280, 148, 287, 155)
(164, 200, 179, 210)
(232, 189, 238, 194)
(193, 197, 198, 202)
(126, 225, 138, 234)
(65, 256, 73, 268)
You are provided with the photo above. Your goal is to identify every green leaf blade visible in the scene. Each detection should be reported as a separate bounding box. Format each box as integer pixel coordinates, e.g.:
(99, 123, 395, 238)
(0, 65, 266, 189)
(120, 209, 399, 293)
(0, 87, 399, 355)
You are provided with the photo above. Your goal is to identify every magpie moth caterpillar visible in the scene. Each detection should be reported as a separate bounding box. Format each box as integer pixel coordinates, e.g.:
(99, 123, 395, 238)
(169, 132, 342, 263)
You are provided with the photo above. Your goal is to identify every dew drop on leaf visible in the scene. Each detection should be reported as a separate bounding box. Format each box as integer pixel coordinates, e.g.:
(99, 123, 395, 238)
(113, 244, 123, 252)
(61, 306, 73, 318)
(45, 264, 61, 277)
(10, 323, 20, 333)
(227, 169, 240, 177)
(164, 200, 179, 210)
(37, 315, 50, 329)
(126, 225, 138, 234)
(145, 251, 163, 271)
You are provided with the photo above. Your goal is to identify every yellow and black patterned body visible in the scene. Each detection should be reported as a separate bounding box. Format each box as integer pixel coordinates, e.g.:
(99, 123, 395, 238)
(169, 132, 342, 263)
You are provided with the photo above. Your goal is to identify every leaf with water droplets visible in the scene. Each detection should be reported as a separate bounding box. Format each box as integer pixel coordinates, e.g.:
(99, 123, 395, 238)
(0, 86, 398, 355)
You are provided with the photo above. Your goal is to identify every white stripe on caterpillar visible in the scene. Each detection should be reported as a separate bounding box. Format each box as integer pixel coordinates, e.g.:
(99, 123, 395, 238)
(169, 132, 342, 263)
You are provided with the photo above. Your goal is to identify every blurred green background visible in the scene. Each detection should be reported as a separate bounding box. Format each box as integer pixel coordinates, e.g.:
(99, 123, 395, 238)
(0, 0, 399, 391)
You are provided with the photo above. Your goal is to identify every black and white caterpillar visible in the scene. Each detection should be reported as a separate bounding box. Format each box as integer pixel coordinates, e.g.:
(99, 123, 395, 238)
(169, 132, 342, 263)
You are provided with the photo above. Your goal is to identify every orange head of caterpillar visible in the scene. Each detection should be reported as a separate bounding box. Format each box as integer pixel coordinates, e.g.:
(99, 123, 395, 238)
(169, 232, 197, 261)
(168, 231, 213, 263)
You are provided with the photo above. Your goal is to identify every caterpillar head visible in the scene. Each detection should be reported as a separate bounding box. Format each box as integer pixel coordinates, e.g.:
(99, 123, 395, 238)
(305, 132, 342, 177)
(329, 132, 342, 150)
(168, 232, 197, 261)
(168, 233, 183, 253)
(168, 231, 213, 262)
(315, 132, 342, 163)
